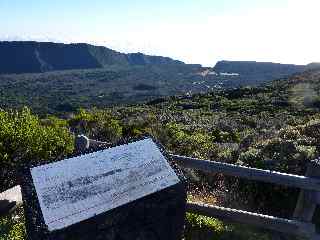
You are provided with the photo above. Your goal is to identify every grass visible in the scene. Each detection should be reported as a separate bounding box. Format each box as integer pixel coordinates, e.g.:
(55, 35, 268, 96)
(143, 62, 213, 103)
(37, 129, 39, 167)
(0, 207, 278, 240)
(185, 212, 277, 240)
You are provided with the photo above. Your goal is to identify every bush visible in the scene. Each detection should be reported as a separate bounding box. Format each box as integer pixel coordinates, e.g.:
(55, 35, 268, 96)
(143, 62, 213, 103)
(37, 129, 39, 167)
(160, 123, 217, 159)
(234, 120, 320, 217)
(211, 128, 241, 143)
(69, 108, 122, 142)
(0, 107, 74, 191)
(0, 207, 25, 240)
(185, 213, 224, 240)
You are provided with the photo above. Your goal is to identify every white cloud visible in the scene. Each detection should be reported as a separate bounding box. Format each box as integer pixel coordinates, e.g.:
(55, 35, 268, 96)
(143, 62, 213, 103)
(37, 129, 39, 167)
(94, 0, 320, 66)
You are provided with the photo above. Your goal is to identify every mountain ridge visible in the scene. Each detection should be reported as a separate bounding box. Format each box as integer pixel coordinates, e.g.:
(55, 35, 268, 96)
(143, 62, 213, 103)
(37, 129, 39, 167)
(0, 41, 184, 74)
(213, 60, 306, 75)
(1, 41, 316, 76)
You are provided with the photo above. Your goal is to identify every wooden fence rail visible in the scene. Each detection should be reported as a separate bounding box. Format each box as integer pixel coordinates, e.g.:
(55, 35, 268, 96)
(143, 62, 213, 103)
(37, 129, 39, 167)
(1, 136, 320, 239)
(187, 202, 316, 238)
(76, 137, 320, 239)
(171, 154, 320, 192)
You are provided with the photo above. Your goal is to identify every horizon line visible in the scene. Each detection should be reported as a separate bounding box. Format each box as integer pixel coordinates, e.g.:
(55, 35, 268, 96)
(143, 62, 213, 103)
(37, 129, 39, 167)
(0, 39, 317, 67)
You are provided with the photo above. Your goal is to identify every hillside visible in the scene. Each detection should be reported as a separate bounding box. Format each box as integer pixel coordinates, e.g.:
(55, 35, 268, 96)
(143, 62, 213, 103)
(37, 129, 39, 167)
(0, 42, 316, 114)
(214, 60, 305, 74)
(0, 51, 317, 115)
(213, 60, 306, 84)
(0, 64, 208, 114)
(0, 41, 183, 74)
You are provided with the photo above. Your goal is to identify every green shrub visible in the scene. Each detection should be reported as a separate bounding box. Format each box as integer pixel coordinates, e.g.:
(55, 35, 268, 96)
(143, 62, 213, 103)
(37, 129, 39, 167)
(0, 107, 74, 191)
(185, 213, 225, 240)
(211, 129, 241, 143)
(161, 123, 217, 159)
(121, 114, 156, 138)
(238, 147, 262, 167)
(69, 108, 122, 142)
(235, 120, 320, 217)
(0, 207, 26, 240)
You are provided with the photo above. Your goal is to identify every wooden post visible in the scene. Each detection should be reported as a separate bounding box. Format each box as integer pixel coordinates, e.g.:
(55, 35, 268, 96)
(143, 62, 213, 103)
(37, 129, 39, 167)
(75, 135, 110, 152)
(75, 135, 90, 152)
(293, 159, 320, 222)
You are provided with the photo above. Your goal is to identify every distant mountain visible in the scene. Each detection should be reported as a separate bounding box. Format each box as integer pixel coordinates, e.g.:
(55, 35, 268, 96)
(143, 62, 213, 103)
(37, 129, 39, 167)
(305, 62, 320, 70)
(1, 41, 319, 114)
(213, 60, 306, 84)
(0, 41, 184, 74)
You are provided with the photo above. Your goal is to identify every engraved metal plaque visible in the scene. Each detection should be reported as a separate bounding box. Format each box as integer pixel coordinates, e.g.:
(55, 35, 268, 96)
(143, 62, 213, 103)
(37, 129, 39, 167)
(31, 138, 180, 231)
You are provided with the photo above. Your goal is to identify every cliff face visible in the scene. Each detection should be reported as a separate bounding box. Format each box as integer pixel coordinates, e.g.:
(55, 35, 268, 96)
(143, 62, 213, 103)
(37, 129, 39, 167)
(305, 62, 320, 71)
(213, 60, 306, 76)
(126, 52, 183, 65)
(0, 41, 184, 74)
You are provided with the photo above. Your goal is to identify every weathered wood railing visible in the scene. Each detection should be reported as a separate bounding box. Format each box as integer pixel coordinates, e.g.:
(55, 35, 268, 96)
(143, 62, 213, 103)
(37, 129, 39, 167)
(76, 136, 320, 239)
(1, 135, 320, 239)
(173, 155, 320, 239)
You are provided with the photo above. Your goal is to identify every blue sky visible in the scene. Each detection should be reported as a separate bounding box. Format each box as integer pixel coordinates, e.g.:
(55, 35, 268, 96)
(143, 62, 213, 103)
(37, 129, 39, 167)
(1, 0, 319, 66)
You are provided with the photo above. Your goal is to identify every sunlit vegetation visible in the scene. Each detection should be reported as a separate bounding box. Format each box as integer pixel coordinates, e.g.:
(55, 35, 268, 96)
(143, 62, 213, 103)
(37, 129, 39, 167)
(0, 207, 25, 240)
(0, 107, 74, 192)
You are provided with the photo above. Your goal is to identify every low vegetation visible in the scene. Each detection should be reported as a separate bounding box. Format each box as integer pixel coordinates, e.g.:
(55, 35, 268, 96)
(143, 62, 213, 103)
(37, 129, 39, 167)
(0, 59, 309, 115)
(0, 207, 25, 240)
(1, 69, 320, 239)
(0, 107, 74, 192)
